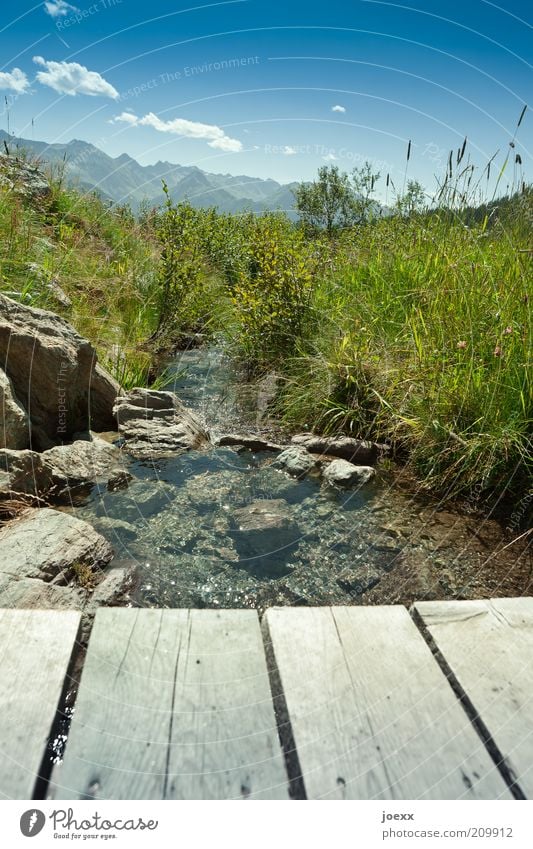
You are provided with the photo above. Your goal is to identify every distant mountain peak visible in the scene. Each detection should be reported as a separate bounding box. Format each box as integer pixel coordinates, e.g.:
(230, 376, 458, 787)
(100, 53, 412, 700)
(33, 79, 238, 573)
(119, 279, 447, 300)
(0, 130, 299, 216)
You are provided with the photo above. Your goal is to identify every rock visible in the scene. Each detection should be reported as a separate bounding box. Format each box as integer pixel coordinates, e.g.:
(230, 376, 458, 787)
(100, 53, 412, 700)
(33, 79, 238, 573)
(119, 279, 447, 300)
(46, 280, 72, 309)
(0, 448, 54, 497)
(216, 434, 282, 452)
(42, 435, 127, 496)
(0, 155, 51, 199)
(272, 446, 319, 479)
(107, 469, 132, 491)
(104, 480, 175, 522)
(0, 294, 121, 448)
(230, 499, 300, 576)
(123, 388, 175, 411)
(322, 459, 376, 488)
(336, 567, 381, 595)
(0, 573, 84, 610)
(291, 433, 384, 464)
(233, 499, 294, 533)
(0, 507, 113, 582)
(88, 565, 135, 607)
(0, 368, 30, 449)
(114, 387, 209, 458)
(91, 516, 137, 542)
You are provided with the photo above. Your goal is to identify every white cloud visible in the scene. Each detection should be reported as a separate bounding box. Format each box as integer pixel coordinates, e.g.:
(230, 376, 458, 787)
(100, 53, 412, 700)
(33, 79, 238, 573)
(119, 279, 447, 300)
(44, 1, 79, 17)
(111, 111, 139, 125)
(33, 56, 119, 99)
(332, 104, 346, 113)
(208, 136, 242, 152)
(112, 110, 242, 152)
(0, 68, 29, 94)
(323, 153, 338, 161)
(283, 146, 297, 156)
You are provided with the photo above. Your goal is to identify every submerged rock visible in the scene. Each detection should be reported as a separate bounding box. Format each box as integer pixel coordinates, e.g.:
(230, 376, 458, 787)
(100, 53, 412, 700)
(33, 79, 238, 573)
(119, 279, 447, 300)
(291, 433, 383, 464)
(88, 565, 135, 608)
(272, 446, 319, 479)
(0, 368, 29, 449)
(0, 294, 120, 448)
(233, 498, 294, 533)
(336, 566, 381, 595)
(216, 433, 282, 452)
(114, 387, 209, 459)
(230, 498, 301, 577)
(0, 507, 113, 582)
(322, 459, 376, 488)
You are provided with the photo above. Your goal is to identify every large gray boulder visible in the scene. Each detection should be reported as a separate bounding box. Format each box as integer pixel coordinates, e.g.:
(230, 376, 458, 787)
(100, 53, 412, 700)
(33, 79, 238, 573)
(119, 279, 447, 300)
(0, 507, 114, 582)
(114, 387, 210, 459)
(0, 294, 121, 448)
(291, 433, 382, 464)
(0, 573, 84, 610)
(0, 368, 29, 449)
(42, 434, 130, 497)
(0, 448, 54, 497)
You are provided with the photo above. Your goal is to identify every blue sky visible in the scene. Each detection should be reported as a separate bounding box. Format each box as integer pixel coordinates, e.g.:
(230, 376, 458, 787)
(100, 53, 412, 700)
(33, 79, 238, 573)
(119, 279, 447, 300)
(0, 0, 531, 197)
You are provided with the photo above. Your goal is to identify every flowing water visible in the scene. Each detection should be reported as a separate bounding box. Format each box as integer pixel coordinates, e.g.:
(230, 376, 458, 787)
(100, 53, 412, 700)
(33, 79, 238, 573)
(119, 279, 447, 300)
(69, 348, 524, 609)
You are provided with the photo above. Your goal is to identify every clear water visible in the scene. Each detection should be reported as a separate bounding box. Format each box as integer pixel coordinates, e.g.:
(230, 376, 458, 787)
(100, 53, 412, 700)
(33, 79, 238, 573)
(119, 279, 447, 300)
(69, 348, 512, 609)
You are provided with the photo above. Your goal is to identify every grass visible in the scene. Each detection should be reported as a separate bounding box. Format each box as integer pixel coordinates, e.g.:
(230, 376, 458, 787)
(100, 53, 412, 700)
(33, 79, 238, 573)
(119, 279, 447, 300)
(0, 150, 161, 377)
(0, 142, 530, 512)
(276, 200, 531, 505)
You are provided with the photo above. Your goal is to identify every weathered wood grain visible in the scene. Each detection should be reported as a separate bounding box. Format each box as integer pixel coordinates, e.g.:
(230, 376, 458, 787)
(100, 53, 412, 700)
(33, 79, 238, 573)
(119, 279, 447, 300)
(264, 605, 512, 799)
(414, 597, 533, 798)
(51, 608, 289, 799)
(0, 609, 81, 799)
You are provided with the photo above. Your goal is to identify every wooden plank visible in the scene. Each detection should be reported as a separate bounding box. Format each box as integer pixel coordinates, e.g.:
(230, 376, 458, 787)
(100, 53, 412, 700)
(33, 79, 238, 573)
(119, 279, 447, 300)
(51, 609, 289, 799)
(414, 597, 533, 798)
(0, 609, 81, 799)
(264, 605, 512, 799)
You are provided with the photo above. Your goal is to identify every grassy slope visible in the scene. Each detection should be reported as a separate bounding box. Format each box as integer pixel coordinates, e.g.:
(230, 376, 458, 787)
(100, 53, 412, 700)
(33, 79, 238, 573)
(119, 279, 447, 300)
(0, 154, 160, 386)
(0, 152, 530, 510)
(278, 199, 532, 505)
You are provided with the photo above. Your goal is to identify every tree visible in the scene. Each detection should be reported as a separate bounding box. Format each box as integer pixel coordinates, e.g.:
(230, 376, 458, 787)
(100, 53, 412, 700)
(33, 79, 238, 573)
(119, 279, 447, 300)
(351, 161, 381, 224)
(395, 179, 426, 216)
(294, 163, 381, 235)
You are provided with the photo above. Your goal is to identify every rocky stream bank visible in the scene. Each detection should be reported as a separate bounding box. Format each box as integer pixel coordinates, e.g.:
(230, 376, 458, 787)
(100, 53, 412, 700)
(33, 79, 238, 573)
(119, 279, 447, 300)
(0, 295, 530, 622)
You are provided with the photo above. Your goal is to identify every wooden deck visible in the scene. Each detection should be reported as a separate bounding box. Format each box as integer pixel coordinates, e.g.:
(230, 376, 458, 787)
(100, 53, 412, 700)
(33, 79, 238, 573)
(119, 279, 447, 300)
(0, 599, 531, 800)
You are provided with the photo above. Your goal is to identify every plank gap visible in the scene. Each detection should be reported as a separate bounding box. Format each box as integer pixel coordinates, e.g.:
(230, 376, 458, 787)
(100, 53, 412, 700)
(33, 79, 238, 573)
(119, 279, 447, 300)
(33, 616, 92, 801)
(261, 615, 307, 800)
(409, 604, 526, 801)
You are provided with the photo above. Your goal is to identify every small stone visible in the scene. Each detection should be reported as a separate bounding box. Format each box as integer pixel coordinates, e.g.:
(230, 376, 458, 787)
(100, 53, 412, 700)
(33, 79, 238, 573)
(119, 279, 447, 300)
(272, 446, 319, 479)
(336, 567, 381, 595)
(216, 434, 282, 452)
(323, 459, 376, 488)
(292, 433, 384, 464)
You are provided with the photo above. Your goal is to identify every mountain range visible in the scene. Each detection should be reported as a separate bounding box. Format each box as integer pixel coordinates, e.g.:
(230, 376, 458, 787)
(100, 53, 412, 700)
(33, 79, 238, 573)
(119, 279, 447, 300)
(0, 130, 299, 215)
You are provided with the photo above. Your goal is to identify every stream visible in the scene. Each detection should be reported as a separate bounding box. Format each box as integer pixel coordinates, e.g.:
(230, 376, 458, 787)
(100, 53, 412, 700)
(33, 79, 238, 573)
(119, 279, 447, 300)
(69, 347, 525, 609)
